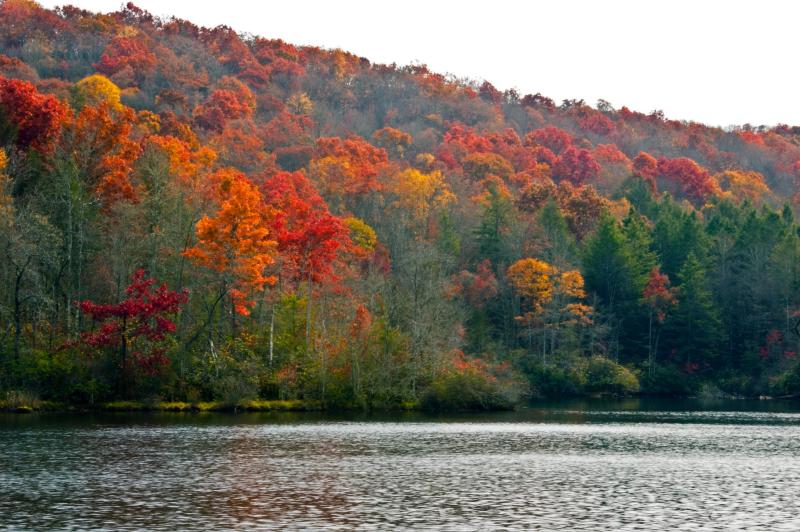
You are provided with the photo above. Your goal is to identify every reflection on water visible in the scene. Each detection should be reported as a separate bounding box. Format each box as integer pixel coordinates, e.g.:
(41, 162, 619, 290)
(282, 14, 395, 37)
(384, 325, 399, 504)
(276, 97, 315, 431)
(3, 399, 800, 530)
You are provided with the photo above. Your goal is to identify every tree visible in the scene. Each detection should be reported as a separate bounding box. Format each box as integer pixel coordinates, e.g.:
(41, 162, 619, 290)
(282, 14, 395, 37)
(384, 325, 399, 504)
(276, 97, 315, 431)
(146, 134, 217, 190)
(453, 259, 498, 309)
(507, 258, 555, 322)
(72, 74, 122, 110)
(373, 127, 412, 158)
(717, 170, 772, 205)
(185, 169, 278, 325)
(474, 177, 513, 268)
(582, 213, 654, 360)
(261, 170, 350, 355)
(0, 76, 66, 152)
(665, 252, 722, 371)
(537, 199, 576, 266)
(193, 78, 256, 132)
(388, 167, 454, 234)
(578, 111, 616, 136)
(558, 183, 608, 239)
(632, 151, 658, 192)
(78, 269, 188, 393)
(651, 202, 706, 278)
(508, 258, 592, 367)
(94, 36, 157, 83)
(642, 267, 676, 375)
(524, 126, 573, 155)
(262, 171, 349, 285)
(544, 269, 594, 359)
(656, 157, 720, 205)
(1, 161, 61, 362)
(462, 152, 514, 181)
(517, 178, 558, 213)
(552, 146, 600, 185)
(310, 136, 388, 201)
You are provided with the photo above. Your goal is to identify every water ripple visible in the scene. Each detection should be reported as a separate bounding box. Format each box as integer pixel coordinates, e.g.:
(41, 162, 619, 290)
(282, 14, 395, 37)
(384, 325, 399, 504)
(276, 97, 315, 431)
(2, 408, 800, 530)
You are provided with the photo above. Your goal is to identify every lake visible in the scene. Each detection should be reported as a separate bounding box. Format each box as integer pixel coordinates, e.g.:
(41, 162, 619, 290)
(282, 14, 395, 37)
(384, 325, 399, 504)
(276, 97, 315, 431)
(2, 398, 800, 530)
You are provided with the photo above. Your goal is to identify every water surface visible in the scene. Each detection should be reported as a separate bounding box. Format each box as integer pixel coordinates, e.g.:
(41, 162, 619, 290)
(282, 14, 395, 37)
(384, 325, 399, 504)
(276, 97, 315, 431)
(2, 398, 800, 530)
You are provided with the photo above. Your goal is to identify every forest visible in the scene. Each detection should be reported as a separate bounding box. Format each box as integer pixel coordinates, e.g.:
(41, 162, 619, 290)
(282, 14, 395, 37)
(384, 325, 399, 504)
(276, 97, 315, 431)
(1, 0, 800, 411)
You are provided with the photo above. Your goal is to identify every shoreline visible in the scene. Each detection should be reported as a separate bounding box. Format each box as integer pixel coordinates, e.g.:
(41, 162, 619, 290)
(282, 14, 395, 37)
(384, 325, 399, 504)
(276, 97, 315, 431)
(1, 393, 794, 415)
(0, 399, 327, 414)
(0, 398, 443, 414)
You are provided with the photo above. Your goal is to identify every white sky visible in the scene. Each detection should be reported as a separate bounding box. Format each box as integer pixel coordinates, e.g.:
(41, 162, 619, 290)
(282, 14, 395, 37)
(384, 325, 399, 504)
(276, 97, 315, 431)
(37, 0, 799, 127)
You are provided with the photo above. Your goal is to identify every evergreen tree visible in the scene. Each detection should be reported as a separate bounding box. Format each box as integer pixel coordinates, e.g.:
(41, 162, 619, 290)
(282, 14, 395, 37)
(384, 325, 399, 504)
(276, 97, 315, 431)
(583, 213, 653, 360)
(665, 252, 722, 371)
(538, 199, 575, 268)
(474, 181, 513, 271)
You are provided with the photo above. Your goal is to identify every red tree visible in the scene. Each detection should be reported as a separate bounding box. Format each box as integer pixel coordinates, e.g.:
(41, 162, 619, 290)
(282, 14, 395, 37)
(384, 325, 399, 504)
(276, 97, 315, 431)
(262, 170, 349, 284)
(656, 157, 719, 204)
(0, 76, 66, 151)
(452, 259, 499, 308)
(642, 267, 676, 374)
(194, 90, 253, 131)
(578, 111, 616, 136)
(552, 146, 600, 185)
(262, 170, 350, 353)
(79, 270, 188, 380)
(525, 126, 573, 155)
(94, 36, 157, 82)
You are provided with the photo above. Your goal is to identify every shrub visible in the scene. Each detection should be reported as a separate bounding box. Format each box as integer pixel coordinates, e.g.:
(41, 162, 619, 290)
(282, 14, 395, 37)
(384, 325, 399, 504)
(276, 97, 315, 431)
(189, 336, 264, 403)
(3, 390, 39, 411)
(527, 365, 587, 397)
(584, 356, 640, 394)
(769, 363, 800, 397)
(524, 357, 638, 397)
(420, 351, 524, 411)
(639, 363, 698, 396)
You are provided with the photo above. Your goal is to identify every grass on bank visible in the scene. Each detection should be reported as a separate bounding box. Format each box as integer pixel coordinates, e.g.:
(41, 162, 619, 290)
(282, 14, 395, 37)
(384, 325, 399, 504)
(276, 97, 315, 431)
(0, 392, 324, 413)
(101, 399, 322, 412)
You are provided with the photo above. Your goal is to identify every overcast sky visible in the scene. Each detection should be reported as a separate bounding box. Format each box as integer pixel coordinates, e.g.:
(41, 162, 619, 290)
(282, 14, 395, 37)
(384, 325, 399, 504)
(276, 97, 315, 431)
(37, 0, 799, 127)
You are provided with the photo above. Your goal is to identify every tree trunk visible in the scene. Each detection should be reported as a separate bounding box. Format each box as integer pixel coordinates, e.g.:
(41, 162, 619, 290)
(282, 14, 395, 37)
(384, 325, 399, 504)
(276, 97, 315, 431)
(13, 270, 22, 362)
(647, 310, 654, 376)
(120, 316, 128, 397)
(305, 273, 313, 358)
(269, 302, 275, 367)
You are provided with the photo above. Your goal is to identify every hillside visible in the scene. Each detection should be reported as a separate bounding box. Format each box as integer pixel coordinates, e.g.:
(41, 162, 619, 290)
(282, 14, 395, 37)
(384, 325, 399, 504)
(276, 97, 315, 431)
(1, 0, 800, 408)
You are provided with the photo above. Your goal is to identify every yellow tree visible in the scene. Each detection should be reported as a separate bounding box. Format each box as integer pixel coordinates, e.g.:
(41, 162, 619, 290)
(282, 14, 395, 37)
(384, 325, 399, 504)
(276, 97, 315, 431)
(716, 170, 772, 205)
(286, 92, 313, 115)
(508, 259, 592, 366)
(507, 258, 555, 316)
(344, 217, 377, 258)
(388, 167, 454, 234)
(73, 74, 123, 111)
(545, 270, 594, 358)
(508, 257, 555, 366)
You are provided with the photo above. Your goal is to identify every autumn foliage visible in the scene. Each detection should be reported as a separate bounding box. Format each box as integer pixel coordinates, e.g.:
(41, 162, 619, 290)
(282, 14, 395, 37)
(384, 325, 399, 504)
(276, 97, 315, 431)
(94, 36, 157, 82)
(0, 76, 65, 151)
(2, 2, 800, 406)
(79, 270, 188, 376)
(262, 170, 349, 284)
(185, 169, 278, 315)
